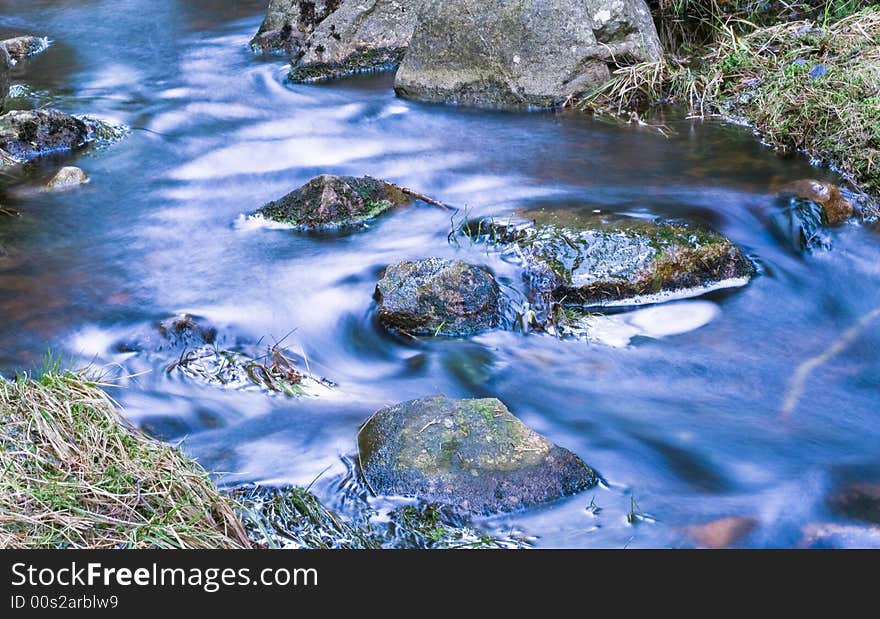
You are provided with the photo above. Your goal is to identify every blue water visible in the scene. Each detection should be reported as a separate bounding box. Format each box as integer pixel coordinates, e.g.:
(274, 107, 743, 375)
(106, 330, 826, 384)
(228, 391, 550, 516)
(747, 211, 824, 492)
(1, 0, 878, 548)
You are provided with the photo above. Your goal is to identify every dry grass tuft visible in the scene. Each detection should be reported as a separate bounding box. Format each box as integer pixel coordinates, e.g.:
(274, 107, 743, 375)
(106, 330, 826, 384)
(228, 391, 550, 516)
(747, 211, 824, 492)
(580, 4, 880, 203)
(0, 368, 252, 548)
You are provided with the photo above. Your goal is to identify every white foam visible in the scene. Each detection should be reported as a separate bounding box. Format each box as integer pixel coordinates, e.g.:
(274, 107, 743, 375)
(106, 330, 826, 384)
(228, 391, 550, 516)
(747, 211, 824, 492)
(577, 300, 721, 347)
(588, 277, 752, 309)
(234, 212, 295, 231)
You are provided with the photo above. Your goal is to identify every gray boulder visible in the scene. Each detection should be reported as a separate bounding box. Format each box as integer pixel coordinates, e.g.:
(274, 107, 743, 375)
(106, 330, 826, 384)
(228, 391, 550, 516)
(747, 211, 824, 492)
(375, 258, 500, 336)
(0, 47, 10, 111)
(358, 396, 599, 514)
(394, 0, 662, 108)
(289, 0, 418, 82)
(256, 174, 413, 229)
(250, 0, 338, 55)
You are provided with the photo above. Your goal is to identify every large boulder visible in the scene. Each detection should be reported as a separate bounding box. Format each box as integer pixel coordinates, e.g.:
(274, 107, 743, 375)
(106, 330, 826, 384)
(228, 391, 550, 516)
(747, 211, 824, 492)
(0, 47, 10, 111)
(0, 109, 102, 162)
(357, 396, 599, 514)
(289, 0, 418, 82)
(375, 258, 500, 336)
(255, 174, 413, 229)
(461, 209, 754, 313)
(395, 0, 662, 108)
(250, 0, 338, 55)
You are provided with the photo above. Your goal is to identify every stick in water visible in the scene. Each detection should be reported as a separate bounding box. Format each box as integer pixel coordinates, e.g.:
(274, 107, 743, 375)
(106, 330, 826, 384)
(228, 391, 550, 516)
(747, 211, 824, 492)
(395, 185, 456, 211)
(781, 305, 880, 418)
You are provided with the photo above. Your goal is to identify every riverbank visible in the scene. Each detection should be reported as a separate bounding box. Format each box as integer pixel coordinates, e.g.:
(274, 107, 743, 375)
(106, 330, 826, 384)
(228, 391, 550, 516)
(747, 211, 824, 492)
(580, 2, 880, 212)
(0, 368, 531, 549)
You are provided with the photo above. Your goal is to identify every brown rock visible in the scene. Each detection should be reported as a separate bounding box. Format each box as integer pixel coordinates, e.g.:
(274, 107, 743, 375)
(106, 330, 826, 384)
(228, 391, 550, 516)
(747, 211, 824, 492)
(685, 516, 757, 549)
(780, 179, 854, 225)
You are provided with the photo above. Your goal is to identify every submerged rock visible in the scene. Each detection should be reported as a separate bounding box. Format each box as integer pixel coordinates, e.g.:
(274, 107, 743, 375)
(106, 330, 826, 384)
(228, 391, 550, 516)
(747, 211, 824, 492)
(394, 0, 661, 108)
(44, 166, 89, 191)
(357, 396, 599, 514)
(780, 179, 855, 225)
(685, 516, 757, 549)
(462, 210, 754, 313)
(768, 179, 856, 252)
(256, 174, 412, 229)
(2, 36, 50, 62)
(289, 0, 417, 82)
(375, 258, 500, 336)
(826, 482, 880, 525)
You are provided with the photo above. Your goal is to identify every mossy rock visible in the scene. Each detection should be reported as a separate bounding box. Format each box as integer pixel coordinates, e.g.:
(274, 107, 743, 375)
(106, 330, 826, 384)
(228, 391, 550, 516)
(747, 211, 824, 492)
(0, 109, 119, 163)
(462, 209, 754, 309)
(256, 174, 412, 230)
(288, 47, 406, 83)
(375, 258, 500, 336)
(358, 396, 599, 514)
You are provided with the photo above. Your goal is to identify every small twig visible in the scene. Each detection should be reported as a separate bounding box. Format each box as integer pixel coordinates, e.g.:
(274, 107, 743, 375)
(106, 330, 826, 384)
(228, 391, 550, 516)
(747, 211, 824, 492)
(396, 185, 456, 212)
(781, 305, 880, 418)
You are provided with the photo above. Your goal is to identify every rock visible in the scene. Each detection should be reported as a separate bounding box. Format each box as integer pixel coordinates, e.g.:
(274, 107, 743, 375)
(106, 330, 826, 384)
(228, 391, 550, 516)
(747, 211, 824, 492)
(289, 0, 418, 82)
(0, 47, 10, 110)
(2, 36, 50, 62)
(462, 210, 754, 315)
(375, 258, 500, 336)
(394, 0, 662, 108)
(357, 396, 599, 514)
(826, 482, 880, 525)
(0, 109, 94, 162)
(255, 174, 412, 229)
(44, 166, 89, 191)
(685, 516, 757, 549)
(114, 314, 218, 353)
(250, 0, 338, 55)
(779, 179, 855, 226)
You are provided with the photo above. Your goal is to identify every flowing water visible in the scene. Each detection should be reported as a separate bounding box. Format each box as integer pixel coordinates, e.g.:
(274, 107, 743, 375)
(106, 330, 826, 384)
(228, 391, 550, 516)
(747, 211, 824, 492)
(2, 0, 879, 548)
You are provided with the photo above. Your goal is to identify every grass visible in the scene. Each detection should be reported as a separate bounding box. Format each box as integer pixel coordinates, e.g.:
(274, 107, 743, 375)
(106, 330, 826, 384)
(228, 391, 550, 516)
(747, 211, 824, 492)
(0, 368, 251, 548)
(580, 2, 880, 206)
(0, 365, 529, 549)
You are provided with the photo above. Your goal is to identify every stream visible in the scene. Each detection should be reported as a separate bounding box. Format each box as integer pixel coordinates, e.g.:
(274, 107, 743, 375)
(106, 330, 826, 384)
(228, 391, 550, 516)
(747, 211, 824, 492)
(2, 0, 879, 548)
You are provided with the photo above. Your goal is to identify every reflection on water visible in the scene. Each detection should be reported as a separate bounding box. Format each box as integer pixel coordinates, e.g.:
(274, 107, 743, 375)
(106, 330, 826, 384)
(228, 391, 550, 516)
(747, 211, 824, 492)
(1, 0, 879, 548)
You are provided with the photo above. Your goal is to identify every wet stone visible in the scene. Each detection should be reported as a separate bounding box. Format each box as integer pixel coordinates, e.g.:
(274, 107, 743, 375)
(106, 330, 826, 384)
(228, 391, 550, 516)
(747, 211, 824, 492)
(357, 396, 599, 514)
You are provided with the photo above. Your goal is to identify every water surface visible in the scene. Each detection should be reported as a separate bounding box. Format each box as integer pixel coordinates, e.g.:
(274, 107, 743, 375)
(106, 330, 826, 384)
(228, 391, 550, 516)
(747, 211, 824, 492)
(2, 0, 879, 548)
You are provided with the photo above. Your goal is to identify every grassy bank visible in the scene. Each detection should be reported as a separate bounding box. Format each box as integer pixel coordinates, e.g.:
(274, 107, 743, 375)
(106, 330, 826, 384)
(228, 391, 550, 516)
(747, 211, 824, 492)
(580, 1, 880, 207)
(0, 368, 528, 549)
(0, 368, 251, 548)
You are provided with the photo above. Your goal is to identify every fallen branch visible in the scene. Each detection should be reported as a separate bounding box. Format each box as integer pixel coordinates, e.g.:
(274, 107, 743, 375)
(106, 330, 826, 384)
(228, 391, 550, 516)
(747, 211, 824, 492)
(781, 305, 880, 418)
(396, 185, 456, 211)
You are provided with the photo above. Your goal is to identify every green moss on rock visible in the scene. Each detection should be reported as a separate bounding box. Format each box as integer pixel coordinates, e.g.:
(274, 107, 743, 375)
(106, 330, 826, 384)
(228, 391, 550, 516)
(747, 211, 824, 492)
(462, 209, 754, 309)
(256, 174, 412, 230)
(357, 396, 599, 514)
(288, 47, 406, 83)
